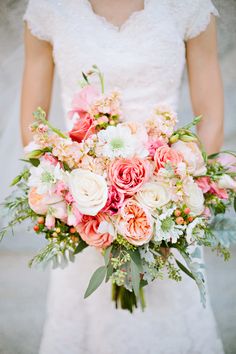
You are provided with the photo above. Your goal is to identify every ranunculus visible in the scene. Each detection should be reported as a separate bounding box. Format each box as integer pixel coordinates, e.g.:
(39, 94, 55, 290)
(196, 176, 211, 193)
(136, 182, 171, 209)
(118, 200, 153, 246)
(183, 181, 205, 216)
(101, 185, 125, 215)
(69, 85, 99, 116)
(172, 141, 207, 176)
(77, 213, 114, 248)
(68, 169, 108, 216)
(154, 145, 183, 172)
(108, 158, 150, 195)
(218, 174, 236, 191)
(28, 187, 63, 215)
(69, 114, 96, 143)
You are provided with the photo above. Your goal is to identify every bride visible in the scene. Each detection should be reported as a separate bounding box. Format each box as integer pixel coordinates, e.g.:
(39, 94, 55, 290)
(21, 0, 224, 353)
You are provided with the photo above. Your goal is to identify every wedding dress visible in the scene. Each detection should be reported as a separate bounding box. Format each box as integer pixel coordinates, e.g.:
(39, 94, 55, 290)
(23, 1, 224, 353)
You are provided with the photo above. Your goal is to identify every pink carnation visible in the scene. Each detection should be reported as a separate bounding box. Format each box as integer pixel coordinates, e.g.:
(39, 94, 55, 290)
(196, 177, 211, 193)
(196, 177, 228, 199)
(69, 85, 99, 117)
(76, 213, 113, 249)
(101, 185, 125, 215)
(146, 139, 166, 159)
(154, 145, 183, 172)
(209, 182, 228, 200)
(109, 158, 150, 195)
(43, 153, 59, 166)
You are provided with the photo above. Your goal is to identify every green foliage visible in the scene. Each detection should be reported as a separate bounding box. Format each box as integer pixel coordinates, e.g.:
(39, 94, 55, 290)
(84, 266, 107, 298)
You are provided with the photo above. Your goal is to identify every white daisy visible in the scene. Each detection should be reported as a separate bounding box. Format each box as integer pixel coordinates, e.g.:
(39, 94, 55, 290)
(97, 125, 138, 158)
(155, 217, 185, 243)
(28, 160, 65, 194)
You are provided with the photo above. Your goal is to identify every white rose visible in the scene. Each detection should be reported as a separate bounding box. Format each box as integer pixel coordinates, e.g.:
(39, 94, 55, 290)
(218, 174, 236, 191)
(184, 181, 205, 216)
(136, 182, 171, 209)
(172, 141, 207, 176)
(68, 169, 108, 216)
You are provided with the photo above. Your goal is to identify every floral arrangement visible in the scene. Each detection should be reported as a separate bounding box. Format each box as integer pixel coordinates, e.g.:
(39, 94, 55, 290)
(1, 66, 236, 312)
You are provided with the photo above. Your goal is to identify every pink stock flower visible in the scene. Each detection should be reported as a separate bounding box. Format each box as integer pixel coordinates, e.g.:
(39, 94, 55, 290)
(69, 85, 99, 116)
(43, 153, 58, 166)
(196, 177, 228, 199)
(69, 114, 96, 143)
(118, 199, 153, 246)
(154, 145, 183, 172)
(55, 181, 68, 196)
(146, 139, 166, 159)
(210, 182, 228, 200)
(65, 192, 75, 204)
(76, 213, 113, 249)
(67, 203, 83, 227)
(101, 185, 125, 215)
(196, 177, 211, 193)
(109, 158, 150, 195)
(218, 153, 236, 173)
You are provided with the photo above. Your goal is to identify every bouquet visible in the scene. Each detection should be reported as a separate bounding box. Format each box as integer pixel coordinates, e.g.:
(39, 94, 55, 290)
(1, 66, 236, 312)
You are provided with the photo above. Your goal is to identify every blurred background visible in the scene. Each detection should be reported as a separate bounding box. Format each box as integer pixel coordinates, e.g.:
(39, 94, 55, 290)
(0, 0, 236, 353)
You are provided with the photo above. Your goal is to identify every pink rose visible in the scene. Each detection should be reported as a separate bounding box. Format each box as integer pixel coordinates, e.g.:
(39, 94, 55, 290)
(69, 114, 96, 143)
(196, 177, 211, 193)
(101, 185, 125, 215)
(69, 85, 99, 116)
(118, 199, 153, 246)
(146, 139, 166, 160)
(109, 158, 150, 195)
(154, 145, 183, 172)
(76, 213, 113, 249)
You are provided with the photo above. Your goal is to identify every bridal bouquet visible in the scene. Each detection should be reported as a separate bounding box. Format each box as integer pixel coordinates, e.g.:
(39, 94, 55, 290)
(1, 66, 236, 312)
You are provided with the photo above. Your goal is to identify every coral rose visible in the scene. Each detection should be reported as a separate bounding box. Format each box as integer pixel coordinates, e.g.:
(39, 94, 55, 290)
(77, 213, 114, 248)
(154, 145, 183, 172)
(118, 199, 153, 246)
(69, 114, 96, 143)
(108, 158, 150, 195)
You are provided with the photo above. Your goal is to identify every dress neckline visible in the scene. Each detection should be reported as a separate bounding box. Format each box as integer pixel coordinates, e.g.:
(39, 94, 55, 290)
(83, 0, 151, 33)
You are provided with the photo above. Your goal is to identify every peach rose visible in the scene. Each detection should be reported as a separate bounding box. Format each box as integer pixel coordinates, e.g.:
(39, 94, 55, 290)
(77, 213, 113, 248)
(108, 158, 150, 195)
(118, 199, 153, 246)
(154, 145, 183, 172)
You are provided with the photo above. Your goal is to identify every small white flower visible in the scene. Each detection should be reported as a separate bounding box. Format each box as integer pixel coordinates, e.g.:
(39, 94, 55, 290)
(186, 217, 205, 244)
(140, 244, 155, 263)
(28, 161, 64, 194)
(155, 217, 185, 243)
(97, 125, 136, 158)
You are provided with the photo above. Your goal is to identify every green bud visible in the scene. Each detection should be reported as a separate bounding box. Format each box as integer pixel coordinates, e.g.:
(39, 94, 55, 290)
(180, 134, 198, 143)
(169, 134, 179, 144)
(25, 149, 43, 159)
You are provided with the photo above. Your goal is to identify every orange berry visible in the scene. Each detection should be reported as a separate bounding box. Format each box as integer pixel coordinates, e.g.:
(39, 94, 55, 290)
(37, 217, 45, 224)
(33, 224, 40, 232)
(70, 227, 76, 234)
(176, 217, 184, 225)
(71, 235, 79, 243)
(187, 216, 194, 223)
(184, 207, 191, 215)
(174, 209, 181, 217)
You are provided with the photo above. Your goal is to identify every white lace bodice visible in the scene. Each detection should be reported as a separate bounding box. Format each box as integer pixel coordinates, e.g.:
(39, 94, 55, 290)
(24, 0, 218, 127)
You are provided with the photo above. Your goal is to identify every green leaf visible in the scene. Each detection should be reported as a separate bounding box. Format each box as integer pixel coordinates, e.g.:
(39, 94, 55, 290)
(128, 248, 143, 272)
(104, 245, 112, 266)
(10, 175, 22, 186)
(234, 197, 236, 213)
(130, 260, 140, 298)
(74, 239, 88, 254)
(105, 262, 113, 283)
(175, 259, 195, 280)
(84, 266, 107, 298)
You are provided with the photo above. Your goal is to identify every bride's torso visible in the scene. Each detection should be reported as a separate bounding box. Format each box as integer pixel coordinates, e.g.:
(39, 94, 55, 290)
(24, 0, 218, 128)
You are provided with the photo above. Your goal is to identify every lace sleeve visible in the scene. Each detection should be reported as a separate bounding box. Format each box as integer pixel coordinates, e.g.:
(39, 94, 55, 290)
(184, 0, 219, 41)
(23, 0, 54, 43)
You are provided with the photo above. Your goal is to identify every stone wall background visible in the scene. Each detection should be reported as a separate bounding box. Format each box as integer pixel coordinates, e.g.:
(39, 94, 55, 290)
(0, 1, 236, 353)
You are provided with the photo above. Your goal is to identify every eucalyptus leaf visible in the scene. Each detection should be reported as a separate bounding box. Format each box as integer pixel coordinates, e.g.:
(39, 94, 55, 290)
(105, 262, 113, 283)
(104, 246, 112, 266)
(128, 248, 143, 272)
(84, 266, 107, 298)
(130, 260, 140, 298)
